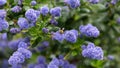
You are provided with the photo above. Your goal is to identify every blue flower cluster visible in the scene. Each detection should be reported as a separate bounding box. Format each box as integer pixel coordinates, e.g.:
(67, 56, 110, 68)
(48, 57, 76, 68)
(40, 6, 49, 16)
(0, 10, 9, 31)
(65, 0, 80, 8)
(42, 28, 49, 34)
(50, 7, 61, 17)
(27, 55, 76, 68)
(0, 0, 6, 6)
(88, 0, 99, 4)
(52, 29, 78, 43)
(64, 30, 78, 43)
(25, 9, 40, 22)
(30, 0, 37, 6)
(10, 28, 21, 34)
(8, 42, 32, 66)
(81, 43, 104, 60)
(17, 17, 29, 29)
(79, 24, 100, 37)
(111, 0, 118, 5)
(11, 6, 22, 13)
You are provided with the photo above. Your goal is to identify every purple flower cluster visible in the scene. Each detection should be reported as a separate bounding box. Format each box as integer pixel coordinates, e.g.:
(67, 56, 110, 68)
(0, 9, 9, 31)
(79, 24, 100, 37)
(81, 43, 103, 60)
(50, 7, 61, 17)
(11, 6, 22, 13)
(52, 31, 65, 43)
(48, 57, 76, 68)
(10, 28, 21, 34)
(50, 17, 58, 25)
(40, 6, 49, 16)
(52, 29, 78, 43)
(64, 30, 78, 43)
(17, 17, 29, 29)
(0, 19, 9, 31)
(25, 9, 40, 22)
(0, 9, 6, 19)
(64, 0, 80, 8)
(0, 0, 6, 6)
(110, 0, 118, 5)
(42, 28, 49, 33)
(30, 1, 37, 6)
(8, 39, 32, 66)
(88, 0, 99, 4)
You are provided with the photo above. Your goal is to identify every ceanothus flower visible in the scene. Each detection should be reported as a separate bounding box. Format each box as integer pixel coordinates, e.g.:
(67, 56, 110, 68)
(25, 9, 37, 22)
(8, 52, 25, 65)
(12, 64, 22, 68)
(18, 0, 23, 6)
(0, 0, 7, 6)
(18, 41, 28, 49)
(117, 17, 120, 24)
(50, 7, 61, 17)
(8, 39, 22, 50)
(48, 58, 59, 68)
(0, 19, 9, 31)
(79, 24, 100, 37)
(70, 29, 78, 37)
(17, 17, 29, 29)
(81, 43, 104, 60)
(52, 31, 65, 43)
(37, 56, 46, 64)
(64, 0, 80, 8)
(17, 48, 32, 59)
(50, 17, 58, 25)
(11, 6, 22, 13)
(64, 30, 77, 43)
(10, 28, 21, 34)
(111, 0, 118, 5)
(42, 28, 49, 33)
(31, 0, 37, 6)
(88, 0, 99, 4)
(0, 9, 6, 19)
(40, 6, 49, 16)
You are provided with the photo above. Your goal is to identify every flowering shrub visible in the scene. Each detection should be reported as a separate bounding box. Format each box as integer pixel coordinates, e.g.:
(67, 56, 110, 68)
(0, 0, 120, 68)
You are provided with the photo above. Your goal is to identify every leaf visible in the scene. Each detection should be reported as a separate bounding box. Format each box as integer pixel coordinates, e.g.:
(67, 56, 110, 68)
(31, 37, 42, 48)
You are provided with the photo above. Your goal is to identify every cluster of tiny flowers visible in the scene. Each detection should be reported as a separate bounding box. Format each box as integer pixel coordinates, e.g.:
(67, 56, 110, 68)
(8, 38, 30, 50)
(25, 9, 40, 22)
(0, 9, 9, 31)
(117, 17, 120, 24)
(17, 17, 29, 29)
(30, 0, 37, 6)
(18, 0, 23, 6)
(0, 19, 9, 31)
(50, 7, 61, 17)
(42, 28, 49, 33)
(50, 17, 58, 25)
(40, 6, 49, 16)
(81, 43, 104, 60)
(48, 56, 76, 68)
(64, 30, 78, 43)
(107, 55, 114, 60)
(11, 6, 22, 13)
(110, 0, 118, 5)
(52, 31, 65, 43)
(64, 0, 80, 8)
(88, 0, 99, 4)
(0, 0, 7, 6)
(8, 46, 32, 66)
(52, 29, 78, 43)
(10, 28, 21, 34)
(0, 9, 6, 19)
(79, 24, 100, 37)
